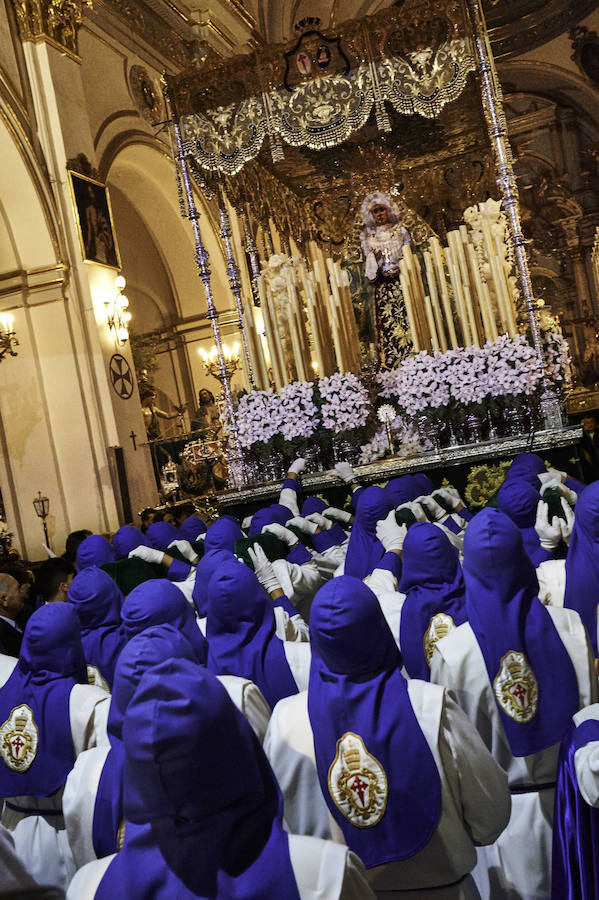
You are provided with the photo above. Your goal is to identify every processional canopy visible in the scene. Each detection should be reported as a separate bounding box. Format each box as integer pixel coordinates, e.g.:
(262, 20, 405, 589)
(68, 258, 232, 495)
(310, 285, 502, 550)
(165, 0, 494, 249)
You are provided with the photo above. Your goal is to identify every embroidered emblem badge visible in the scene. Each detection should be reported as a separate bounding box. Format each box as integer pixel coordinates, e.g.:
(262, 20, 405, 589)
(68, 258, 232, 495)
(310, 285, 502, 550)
(87, 665, 109, 692)
(493, 651, 538, 723)
(0, 704, 38, 772)
(328, 732, 387, 828)
(423, 613, 456, 666)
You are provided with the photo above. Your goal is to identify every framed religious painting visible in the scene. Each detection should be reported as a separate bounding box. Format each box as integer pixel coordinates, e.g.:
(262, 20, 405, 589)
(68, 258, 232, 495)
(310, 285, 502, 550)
(68, 170, 121, 269)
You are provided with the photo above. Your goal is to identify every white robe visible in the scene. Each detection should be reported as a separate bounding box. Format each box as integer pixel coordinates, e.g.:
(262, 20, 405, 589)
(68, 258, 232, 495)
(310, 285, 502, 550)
(66, 832, 375, 900)
(63, 674, 272, 870)
(430, 609, 598, 900)
(263, 682, 510, 898)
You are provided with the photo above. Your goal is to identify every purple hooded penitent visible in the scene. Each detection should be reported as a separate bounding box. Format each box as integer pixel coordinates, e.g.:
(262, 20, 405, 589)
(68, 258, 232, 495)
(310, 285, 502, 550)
(308, 576, 441, 868)
(205, 559, 299, 708)
(463, 509, 579, 756)
(68, 566, 127, 688)
(94, 660, 301, 898)
(121, 580, 207, 664)
(398, 523, 467, 680)
(0, 604, 87, 798)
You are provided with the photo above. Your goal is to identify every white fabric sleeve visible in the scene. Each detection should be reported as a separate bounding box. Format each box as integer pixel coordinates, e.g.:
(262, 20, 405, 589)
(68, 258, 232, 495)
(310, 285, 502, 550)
(217, 675, 272, 743)
(171, 567, 197, 605)
(339, 851, 377, 900)
(272, 559, 323, 603)
(440, 691, 511, 846)
(547, 606, 599, 708)
(70, 685, 111, 756)
(0, 823, 38, 892)
(273, 605, 309, 643)
(536, 558, 566, 606)
(0, 655, 17, 688)
(311, 542, 348, 580)
(573, 704, 599, 807)
(288, 834, 376, 900)
(283, 642, 312, 692)
(63, 746, 109, 868)
(66, 856, 114, 900)
(279, 486, 300, 517)
(363, 567, 398, 598)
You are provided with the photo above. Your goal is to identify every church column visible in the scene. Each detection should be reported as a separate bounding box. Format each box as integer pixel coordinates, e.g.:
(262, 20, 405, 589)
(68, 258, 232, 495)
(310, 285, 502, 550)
(7, 0, 157, 543)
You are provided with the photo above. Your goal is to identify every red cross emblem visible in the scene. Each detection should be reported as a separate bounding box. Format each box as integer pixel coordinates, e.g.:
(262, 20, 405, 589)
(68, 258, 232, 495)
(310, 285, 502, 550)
(348, 774, 369, 809)
(10, 734, 25, 758)
(510, 682, 528, 709)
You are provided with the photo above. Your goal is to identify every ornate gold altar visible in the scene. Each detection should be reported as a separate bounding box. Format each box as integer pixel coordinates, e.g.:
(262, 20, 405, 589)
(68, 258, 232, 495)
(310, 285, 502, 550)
(163, 0, 565, 489)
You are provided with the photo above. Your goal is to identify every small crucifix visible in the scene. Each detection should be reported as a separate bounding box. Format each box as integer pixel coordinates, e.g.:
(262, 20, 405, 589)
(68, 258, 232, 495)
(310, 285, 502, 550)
(130, 430, 137, 451)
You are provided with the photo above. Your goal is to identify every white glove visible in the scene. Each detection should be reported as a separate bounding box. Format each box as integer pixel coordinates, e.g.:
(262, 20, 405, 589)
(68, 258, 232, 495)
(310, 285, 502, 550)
(305, 512, 333, 530)
(434, 486, 464, 512)
(540, 479, 577, 506)
(323, 507, 352, 524)
(416, 495, 446, 523)
(262, 523, 298, 547)
(398, 501, 427, 523)
(286, 516, 319, 536)
(538, 467, 567, 486)
(167, 539, 199, 563)
(129, 545, 164, 565)
(534, 501, 561, 551)
(558, 498, 575, 546)
(247, 545, 281, 594)
(334, 461, 354, 483)
(242, 514, 253, 531)
(288, 457, 306, 475)
(376, 511, 407, 552)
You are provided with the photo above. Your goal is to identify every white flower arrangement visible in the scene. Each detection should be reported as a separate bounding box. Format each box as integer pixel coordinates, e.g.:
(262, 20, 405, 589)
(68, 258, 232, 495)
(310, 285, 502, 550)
(235, 389, 284, 449)
(318, 372, 370, 434)
(278, 381, 319, 441)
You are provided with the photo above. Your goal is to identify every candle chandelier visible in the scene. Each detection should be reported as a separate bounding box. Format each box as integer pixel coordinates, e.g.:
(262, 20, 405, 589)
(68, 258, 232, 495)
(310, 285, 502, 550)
(0, 314, 18, 362)
(105, 274, 131, 345)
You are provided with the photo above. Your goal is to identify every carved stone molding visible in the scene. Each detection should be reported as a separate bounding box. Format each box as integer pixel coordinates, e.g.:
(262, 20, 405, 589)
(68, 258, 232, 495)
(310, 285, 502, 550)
(9, 0, 92, 60)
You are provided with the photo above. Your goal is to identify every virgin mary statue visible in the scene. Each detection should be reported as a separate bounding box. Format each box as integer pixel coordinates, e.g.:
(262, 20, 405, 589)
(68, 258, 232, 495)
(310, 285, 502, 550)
(360, 191, 413, 369)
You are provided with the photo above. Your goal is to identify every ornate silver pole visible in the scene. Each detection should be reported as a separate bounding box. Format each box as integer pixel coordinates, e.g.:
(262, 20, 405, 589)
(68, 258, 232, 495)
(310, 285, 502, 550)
(244, 206, 262, 304)
(217, 196, 255, 386)
(163, 80, 246, 487)
(464, 0, 563, 428)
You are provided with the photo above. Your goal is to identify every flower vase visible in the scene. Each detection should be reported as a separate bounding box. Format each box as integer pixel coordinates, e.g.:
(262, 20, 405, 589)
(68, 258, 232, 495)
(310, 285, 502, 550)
(417, 416, 441, 453)
(465, 413, 485, 445)
(303, 445, 321, 473)
(502, 405, 530, 437)
(333, 438, 358, 466)
(441, 418, 463, 449)
(264, 450, 284, 482)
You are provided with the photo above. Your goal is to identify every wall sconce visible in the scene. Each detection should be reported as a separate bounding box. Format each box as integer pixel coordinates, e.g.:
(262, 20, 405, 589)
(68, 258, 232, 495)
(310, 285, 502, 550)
(105, 274, 131, 345)
(32, 491, 50, 548)
(199, 342, 240, 383)
(0, 314, 18, 362)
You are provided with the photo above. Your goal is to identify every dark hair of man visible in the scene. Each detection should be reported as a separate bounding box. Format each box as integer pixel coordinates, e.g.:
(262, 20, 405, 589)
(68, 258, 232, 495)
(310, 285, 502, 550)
(63, 529, 93, 564)
(32, 558, 75, 604)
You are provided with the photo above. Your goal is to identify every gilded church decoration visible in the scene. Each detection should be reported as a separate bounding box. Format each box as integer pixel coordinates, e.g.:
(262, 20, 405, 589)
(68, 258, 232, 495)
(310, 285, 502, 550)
(129, 66, 162, 126)
(173, 1, 476, 178)
(570, 26, 599, 86)
(10, 0, 92, 59)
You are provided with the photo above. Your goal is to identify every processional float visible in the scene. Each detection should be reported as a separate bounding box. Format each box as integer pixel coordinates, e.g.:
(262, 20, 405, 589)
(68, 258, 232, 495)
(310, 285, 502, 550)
(162, 0, 565, 489)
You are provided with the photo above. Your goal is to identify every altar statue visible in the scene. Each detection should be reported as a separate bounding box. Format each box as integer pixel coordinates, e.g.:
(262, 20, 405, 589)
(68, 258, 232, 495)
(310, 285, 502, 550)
(360, 192, 413, 368)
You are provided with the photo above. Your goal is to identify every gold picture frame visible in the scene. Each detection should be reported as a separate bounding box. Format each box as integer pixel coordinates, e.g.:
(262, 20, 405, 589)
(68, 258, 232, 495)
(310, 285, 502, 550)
(68, 170, 121, 269)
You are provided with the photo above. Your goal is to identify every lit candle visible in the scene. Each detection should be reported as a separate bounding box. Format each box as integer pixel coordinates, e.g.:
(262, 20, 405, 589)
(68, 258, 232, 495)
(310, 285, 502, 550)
(0, 313, 14, 334)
